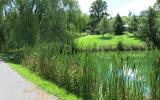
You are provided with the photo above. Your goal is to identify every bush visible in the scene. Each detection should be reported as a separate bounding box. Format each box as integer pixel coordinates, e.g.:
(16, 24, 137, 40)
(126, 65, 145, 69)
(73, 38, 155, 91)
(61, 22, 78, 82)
(117, 41, 124, 51)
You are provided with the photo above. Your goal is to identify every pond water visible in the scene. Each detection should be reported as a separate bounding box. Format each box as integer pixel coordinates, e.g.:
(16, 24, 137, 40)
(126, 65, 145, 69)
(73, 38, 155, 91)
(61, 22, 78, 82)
(90, 50, 158, 74)
(77, 50, 160, 98)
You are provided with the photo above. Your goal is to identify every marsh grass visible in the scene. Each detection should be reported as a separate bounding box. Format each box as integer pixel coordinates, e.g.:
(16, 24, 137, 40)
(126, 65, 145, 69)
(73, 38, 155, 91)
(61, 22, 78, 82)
(9, 43, 160, 100)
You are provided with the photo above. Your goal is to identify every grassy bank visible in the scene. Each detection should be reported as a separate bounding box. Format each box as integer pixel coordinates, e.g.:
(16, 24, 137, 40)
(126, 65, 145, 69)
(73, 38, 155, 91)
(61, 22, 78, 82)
(76, 32, 147, 50)
(0, 59, 79, 100)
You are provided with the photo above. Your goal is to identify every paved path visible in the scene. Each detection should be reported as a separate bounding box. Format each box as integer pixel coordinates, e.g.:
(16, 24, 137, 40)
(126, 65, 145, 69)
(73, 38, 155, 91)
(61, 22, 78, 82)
(0, 59, 58, 100)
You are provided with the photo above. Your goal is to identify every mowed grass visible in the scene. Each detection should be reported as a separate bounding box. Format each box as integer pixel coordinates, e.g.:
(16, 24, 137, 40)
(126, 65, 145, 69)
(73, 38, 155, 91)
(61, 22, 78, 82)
(7, 63, 79, 100)
(76, 32, 146, 48)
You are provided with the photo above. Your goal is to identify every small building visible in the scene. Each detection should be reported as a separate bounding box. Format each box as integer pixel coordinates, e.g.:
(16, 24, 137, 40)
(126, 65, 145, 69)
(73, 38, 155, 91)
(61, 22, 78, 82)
(123, 24, 129, 31)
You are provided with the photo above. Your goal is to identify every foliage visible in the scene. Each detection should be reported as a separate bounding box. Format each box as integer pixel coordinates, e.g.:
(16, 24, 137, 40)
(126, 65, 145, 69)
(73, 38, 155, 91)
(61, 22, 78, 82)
(157, 0, 160, 4)
(89, 0, 108, 33)
(21, 47, 160, 99)
(107, 18, 115, 33)
(66, 1, 89, 33)
(137, 12, 148, 38)
(117, 41, 124, 51)
(122, 16, 129, 25)
(147, 7, 159, 44)
(97, 17, 108, 37)
(76, 14, 89, 33)
(128, 11, 132, 18)
(138, 7, 160, 47)
(114, 14, 124, 35)
(129, 15, 139, 32)
(0, 0, 7, 48)
(151, 56, 160, 100)
(1, 0, 81, 53)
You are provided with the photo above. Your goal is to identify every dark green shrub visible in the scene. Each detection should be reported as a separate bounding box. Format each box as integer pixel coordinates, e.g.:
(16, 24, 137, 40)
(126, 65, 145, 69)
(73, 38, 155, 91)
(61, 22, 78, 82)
(117, 41, 124, 51)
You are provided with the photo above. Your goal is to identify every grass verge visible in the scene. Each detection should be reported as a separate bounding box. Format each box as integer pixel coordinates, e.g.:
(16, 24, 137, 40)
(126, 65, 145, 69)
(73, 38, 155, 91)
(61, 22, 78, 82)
(8, 63, 79, 100)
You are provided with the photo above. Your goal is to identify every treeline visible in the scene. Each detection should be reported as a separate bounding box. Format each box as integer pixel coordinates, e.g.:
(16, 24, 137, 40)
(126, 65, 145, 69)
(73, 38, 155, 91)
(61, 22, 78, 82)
(84, 0, 160, 48)
(138, 6, 160, 48)
(1, 0, 160, 50)
(127, 5, 160, 48)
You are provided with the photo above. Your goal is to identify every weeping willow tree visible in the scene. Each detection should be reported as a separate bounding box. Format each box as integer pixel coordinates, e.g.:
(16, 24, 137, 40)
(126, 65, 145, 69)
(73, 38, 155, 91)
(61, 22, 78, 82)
(0, 0, 7, 48)
(3, 0, 41, 50)
(65, 0, 88, 33)
(39, 0, 69, 43)
(2, 0, 82, 51)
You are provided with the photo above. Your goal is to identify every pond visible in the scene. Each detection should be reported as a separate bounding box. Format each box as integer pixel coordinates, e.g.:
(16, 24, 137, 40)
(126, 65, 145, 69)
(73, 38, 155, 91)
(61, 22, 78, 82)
(23, 48, 160, 99)
(74, 50, 160, 99)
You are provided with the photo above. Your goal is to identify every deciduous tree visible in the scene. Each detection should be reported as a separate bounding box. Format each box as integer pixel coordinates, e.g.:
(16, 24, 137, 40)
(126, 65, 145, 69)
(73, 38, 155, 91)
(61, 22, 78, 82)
(129, 15, 139, 32)
(89, 0, 108, 33)
(97, 17, 108, 37)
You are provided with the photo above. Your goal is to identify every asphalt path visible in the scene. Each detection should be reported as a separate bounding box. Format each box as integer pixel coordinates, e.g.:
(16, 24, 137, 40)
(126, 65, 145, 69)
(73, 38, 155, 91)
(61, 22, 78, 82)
(0, 59, 58, 100)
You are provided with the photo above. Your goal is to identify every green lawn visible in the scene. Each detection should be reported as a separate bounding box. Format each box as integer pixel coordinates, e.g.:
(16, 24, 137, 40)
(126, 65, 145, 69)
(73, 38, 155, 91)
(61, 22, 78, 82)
(76, 32, 146, 49)
(0, 59, 79, 100)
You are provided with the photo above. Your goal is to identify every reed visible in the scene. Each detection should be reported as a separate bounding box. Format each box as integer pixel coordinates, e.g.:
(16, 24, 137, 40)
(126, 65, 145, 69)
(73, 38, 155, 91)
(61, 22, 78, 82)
(22, 43, 159, 100)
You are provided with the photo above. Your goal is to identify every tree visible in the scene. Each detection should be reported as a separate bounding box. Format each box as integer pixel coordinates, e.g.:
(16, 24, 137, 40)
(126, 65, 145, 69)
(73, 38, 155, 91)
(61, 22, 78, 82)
(128, 11, 132, 19)
(0, 0, 7, 48)
(67, 9, 89, 33)
(97, 17, 108, 37)
(7, 0, 40, 47)
(114, 14, 124, 35)
(138, 7, 160, 47)
(128, 11, 132, 32)
(2, 0, 80, 52)
(157, 0, 160, 4)
(147, 7, 159, 46)
(129, 15, 139, 32)
(89, 0, 108, 33)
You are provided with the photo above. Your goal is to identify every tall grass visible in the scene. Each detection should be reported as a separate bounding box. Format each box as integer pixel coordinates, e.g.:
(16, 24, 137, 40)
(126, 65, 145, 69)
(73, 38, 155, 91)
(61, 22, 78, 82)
(21, 43, 159, 99)
(150, 53, 160, 100)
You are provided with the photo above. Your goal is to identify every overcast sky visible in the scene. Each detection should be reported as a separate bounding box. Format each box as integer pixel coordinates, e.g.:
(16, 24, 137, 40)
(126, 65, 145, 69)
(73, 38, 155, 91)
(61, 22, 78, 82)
(78, 0, 156, 16)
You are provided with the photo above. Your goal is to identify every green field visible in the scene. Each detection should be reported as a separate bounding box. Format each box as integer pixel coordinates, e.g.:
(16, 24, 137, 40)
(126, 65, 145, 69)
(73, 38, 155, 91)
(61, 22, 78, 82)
(76, 32, 146, 49)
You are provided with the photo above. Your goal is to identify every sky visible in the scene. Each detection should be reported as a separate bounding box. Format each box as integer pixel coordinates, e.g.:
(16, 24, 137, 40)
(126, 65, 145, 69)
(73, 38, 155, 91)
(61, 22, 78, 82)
(78, 0, 156, 16)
